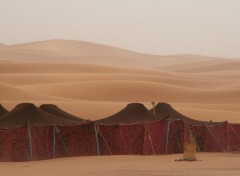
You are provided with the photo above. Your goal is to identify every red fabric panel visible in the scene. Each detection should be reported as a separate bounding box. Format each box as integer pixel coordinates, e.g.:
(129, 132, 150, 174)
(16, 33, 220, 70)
(204, 123, 227, 152)
(30, 126, 53, 160)
(227, 123, 240, 152)
(167, 120, 184, 154)
(97, 124, 123, 155)
(190, 123, 228, 152)
(189, 125, 207, 152)
(0, 125, 30, 161)
(119, 123, 145, 155)
(144, 120, 168, 154)
(55, 122, 97, 158)
(142, 122, 154, 155)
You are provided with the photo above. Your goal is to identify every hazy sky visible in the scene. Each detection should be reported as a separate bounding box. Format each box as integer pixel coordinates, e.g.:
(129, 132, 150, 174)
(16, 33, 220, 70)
(0, 0, 240, 58)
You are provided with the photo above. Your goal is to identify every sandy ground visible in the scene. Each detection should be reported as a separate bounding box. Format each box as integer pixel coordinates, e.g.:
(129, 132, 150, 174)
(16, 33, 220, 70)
(0, 153, 240, 176)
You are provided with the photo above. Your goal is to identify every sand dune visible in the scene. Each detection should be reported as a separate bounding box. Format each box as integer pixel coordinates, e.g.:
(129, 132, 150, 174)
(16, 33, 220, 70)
(20, 81, 240, 103)
(0, 83, 67, 101)
(1, 39, 235, 69)
(4, 39, 145, 57)
(0, 40, 158, 67)
(158, 59, 240, 73)
(0, 39, 240, 123)
(0, 62, 166, 75)
(0, 43, 6, 47)
(197, 70, 240, 79)
(0, 72, 236, 89)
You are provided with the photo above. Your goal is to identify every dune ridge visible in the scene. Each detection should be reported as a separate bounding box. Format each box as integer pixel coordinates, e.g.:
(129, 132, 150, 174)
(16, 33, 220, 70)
(0, 39, 239, 123)
(19, 81, 240, 103)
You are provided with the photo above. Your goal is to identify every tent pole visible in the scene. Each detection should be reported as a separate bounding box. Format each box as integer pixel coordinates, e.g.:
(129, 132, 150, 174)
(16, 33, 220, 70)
(166, 116, 171, 154)
(52, 125, 56, 158)
(94, 123, 100, 156)
(151, 102, 156, 116)
(27, 121, 33, 161)
(143, 122, 155, 154)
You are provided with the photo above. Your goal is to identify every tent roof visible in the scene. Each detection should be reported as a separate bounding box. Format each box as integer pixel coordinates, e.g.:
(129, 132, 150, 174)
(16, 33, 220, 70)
(150, 102, 223, 125)
(0, 103, 79, 128)
(39, 104, 88, 122)
(0, 104, 8, 117)
(96, 103, 158, 124)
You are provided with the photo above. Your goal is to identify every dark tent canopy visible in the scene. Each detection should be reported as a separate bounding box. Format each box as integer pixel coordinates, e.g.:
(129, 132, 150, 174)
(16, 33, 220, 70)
(39, 104, 88, 123)
(0, 103, 79, 129)
(150, 102, 223, 125)
(96, 103, 158, 124)
(0, 104, 8, 117)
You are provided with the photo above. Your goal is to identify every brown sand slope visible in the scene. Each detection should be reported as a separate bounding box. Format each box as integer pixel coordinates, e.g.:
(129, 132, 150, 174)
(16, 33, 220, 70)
(0, 72, 236, 89)
(0, 83, 68, 101)
(1, 40, 231, 68)
(0, 39, 158, 67)
(0, 43, 5, 47)
(158, 59, 240, 73)
(2, 39, 144, 57)
(20, 81, 240, 103)
(0, 40, 239, 123)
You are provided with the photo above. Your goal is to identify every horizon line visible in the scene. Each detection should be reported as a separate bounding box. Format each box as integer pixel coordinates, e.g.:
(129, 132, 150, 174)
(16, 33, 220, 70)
(1, 38, 240, 60)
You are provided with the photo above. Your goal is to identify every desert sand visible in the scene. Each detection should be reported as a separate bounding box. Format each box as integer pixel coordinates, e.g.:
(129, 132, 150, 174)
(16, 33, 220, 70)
(0, 40, 240, 175)
(1, 153, 240, 176)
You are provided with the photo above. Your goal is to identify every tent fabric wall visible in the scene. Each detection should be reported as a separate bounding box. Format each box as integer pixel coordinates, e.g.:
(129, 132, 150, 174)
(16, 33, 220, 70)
(204, 122, 228, 152)
(97, 120, 185, 156)
(227, 123, 240, 152)
(55, 122, 97, 158)
(189, 122, 229, 152)
(97, 124, 123, 155)
(143, 120, 168, 155)
(144, 120, 184, 155)
(188, 125, 207, 152)
(30, 126, 53, 160)
(1, 119, 240, 162)
(97, 122, 161, 155)
(0, 124, 30, 161)
(167, 120, 184, 154)
(119, 123, 145, 155)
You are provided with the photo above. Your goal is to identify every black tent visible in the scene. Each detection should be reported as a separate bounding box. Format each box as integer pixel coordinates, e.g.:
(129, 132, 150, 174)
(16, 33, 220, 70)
(96, 103, 158, 124)
(39, 104, 89, 123)
(0, 104, 8, 117)
(0, 103, 79, 128)
(150, 102, 222, 125)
